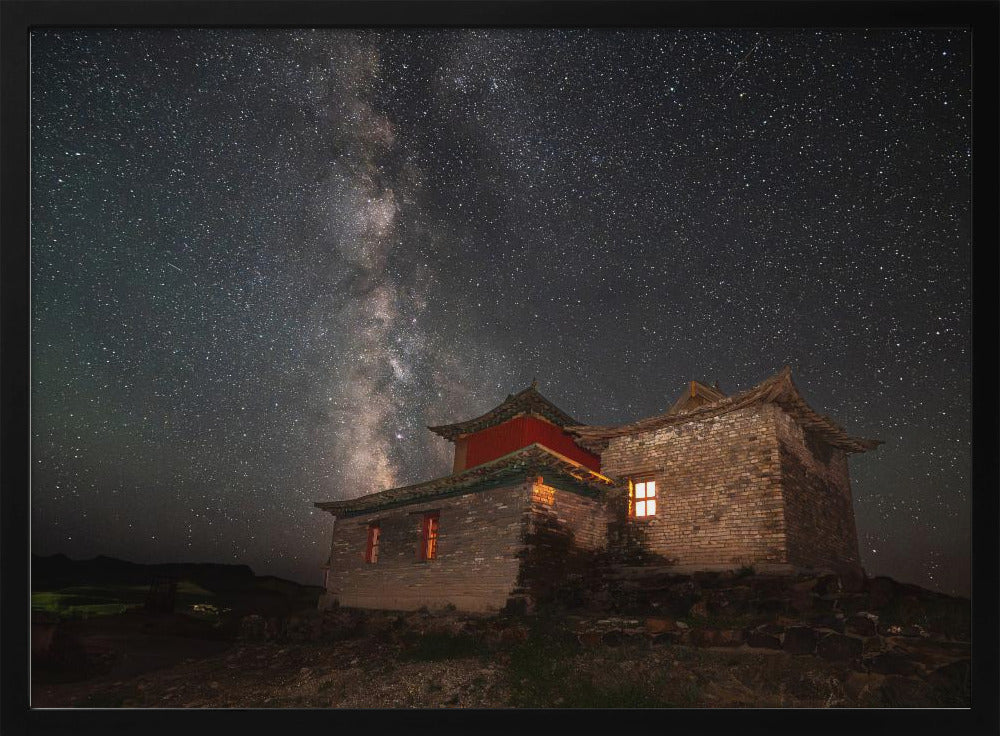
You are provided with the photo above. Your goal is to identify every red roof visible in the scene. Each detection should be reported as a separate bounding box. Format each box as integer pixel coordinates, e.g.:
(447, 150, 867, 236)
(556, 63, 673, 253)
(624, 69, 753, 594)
(427, 382, 581, 441)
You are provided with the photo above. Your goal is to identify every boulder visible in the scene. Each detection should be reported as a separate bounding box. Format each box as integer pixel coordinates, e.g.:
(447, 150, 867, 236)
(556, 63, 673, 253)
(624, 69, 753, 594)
(815, 573, 843, 597)
(755, 598, 788, 615)
(714, 629, 744, 647)
(688, 628, 742, 648)
(750, 576, 787, 597)
(809, 613, 846, 633)
(838, 592, 871, 615)
(816, 632, 863, 662)
(688, 600, 709, 618)
(812, 596, 838, 613)
(745, 630, 782, 649)
(840, 568, 866, 594)
(845, 612, 878, 637)
(788, 589, 815, 614)
(757, 622, 785, 636)
(791, 577, 818, 592)
(644, 617, 678, 634)
(652, 631, 683, 646)
(868, 576, 897, 609)
(713, 589, 752, 616)
(782, 626, 818, 655)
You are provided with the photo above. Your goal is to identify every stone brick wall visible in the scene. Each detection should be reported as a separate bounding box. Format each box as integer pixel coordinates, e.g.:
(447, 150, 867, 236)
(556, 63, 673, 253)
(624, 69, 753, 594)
(515, 479, 611, 607)
(320, 402, 863, 613)
(599, 405, 789, 569)
(598, 403, 861, 573)
(321, 482, 530, 613)
(529, 480, 611, 551)
(773, 408, 860, 571)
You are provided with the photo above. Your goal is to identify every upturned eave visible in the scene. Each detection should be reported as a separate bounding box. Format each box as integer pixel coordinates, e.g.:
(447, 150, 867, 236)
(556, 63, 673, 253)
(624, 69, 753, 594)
(314, 442, 615, 518)
(427, 383, 582, 441)
(567, 367, 882, 455)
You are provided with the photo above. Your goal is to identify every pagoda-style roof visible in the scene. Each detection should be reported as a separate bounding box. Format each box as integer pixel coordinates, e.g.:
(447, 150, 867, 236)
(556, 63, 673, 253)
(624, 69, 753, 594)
(315, 443, 615, 518)
(427, 381, 581, 441)
(567, 367, 882, 455)
(666, 380, 727, 415)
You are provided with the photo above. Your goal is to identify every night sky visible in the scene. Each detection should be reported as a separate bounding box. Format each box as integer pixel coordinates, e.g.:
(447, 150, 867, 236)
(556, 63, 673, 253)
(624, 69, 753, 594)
(31, 29, 970, 595)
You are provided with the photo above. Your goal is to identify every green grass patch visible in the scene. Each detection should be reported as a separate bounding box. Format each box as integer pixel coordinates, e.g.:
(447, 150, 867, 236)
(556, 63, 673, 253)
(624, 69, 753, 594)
(401, 631, 488, 662)
(505, 635, 578, 707)
(502, 615, 694, 708)
(504, 634, 680, 708)
(32, 579, 219, 620)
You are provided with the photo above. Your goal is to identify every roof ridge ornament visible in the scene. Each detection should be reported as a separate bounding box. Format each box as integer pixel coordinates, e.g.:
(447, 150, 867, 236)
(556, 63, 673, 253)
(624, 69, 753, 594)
(428, 382, 580, 441)
(567, 367, 881, 454)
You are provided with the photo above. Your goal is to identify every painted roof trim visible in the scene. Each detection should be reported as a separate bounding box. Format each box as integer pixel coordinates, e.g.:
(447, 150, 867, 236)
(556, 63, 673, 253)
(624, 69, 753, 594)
(314, 442, 615, 517)
(567, 366, 882, 454)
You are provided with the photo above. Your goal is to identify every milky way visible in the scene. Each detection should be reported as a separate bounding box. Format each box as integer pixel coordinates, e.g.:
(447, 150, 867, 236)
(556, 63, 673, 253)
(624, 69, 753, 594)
(31, 29, 970, 594)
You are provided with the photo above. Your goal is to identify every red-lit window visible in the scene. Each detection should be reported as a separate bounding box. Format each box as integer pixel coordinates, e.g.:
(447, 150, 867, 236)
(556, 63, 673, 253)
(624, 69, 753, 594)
(630, 480, 657, 518)
(364, 523, 380, 563)
(420, 513, 439, 560)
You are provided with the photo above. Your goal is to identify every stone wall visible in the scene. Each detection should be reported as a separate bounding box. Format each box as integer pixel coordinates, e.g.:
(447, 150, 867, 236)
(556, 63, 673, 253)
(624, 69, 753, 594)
(514, 480, 612, 608)
(529, 479, 611, 551)
(321, 482, 530, 613)
(773, 408, 860, 571)
(320, 401, 864, 612)
(599, 404, 789, 569)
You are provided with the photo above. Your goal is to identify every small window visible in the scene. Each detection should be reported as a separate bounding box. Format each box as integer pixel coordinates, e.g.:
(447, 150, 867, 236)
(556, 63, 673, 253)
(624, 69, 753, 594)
(364, 523, 380, 563)
(631, 480, 657, 518)
(420, 513, 439, 560)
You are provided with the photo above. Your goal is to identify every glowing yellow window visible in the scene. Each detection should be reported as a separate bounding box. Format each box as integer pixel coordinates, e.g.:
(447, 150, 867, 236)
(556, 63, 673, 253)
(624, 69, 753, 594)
(632, 480, 657, 517)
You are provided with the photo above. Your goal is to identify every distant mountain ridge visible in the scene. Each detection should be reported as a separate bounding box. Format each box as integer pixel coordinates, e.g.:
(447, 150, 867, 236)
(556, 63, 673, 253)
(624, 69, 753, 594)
(32, 553, 313, 594)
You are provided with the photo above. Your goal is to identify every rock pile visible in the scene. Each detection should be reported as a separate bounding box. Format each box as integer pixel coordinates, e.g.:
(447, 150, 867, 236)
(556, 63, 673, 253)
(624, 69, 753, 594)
(234, 569, 969, 704)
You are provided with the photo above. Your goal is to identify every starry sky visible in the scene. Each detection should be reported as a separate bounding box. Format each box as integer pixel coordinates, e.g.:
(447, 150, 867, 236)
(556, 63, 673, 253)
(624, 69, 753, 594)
(31, 29, 970, 595)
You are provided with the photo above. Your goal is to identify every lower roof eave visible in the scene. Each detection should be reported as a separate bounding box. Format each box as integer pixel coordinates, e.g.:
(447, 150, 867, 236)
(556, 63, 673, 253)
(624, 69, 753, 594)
(313, 442, 615, 518)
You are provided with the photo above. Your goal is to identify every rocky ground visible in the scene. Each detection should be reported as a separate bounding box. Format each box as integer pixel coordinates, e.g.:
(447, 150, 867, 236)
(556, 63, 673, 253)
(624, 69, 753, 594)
(32, 569, 971, 708)
(32, 606, 970, 709)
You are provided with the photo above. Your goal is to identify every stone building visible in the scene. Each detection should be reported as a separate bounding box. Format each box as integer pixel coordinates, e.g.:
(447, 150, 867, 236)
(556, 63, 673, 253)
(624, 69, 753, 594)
(315, 367, 880, 613)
